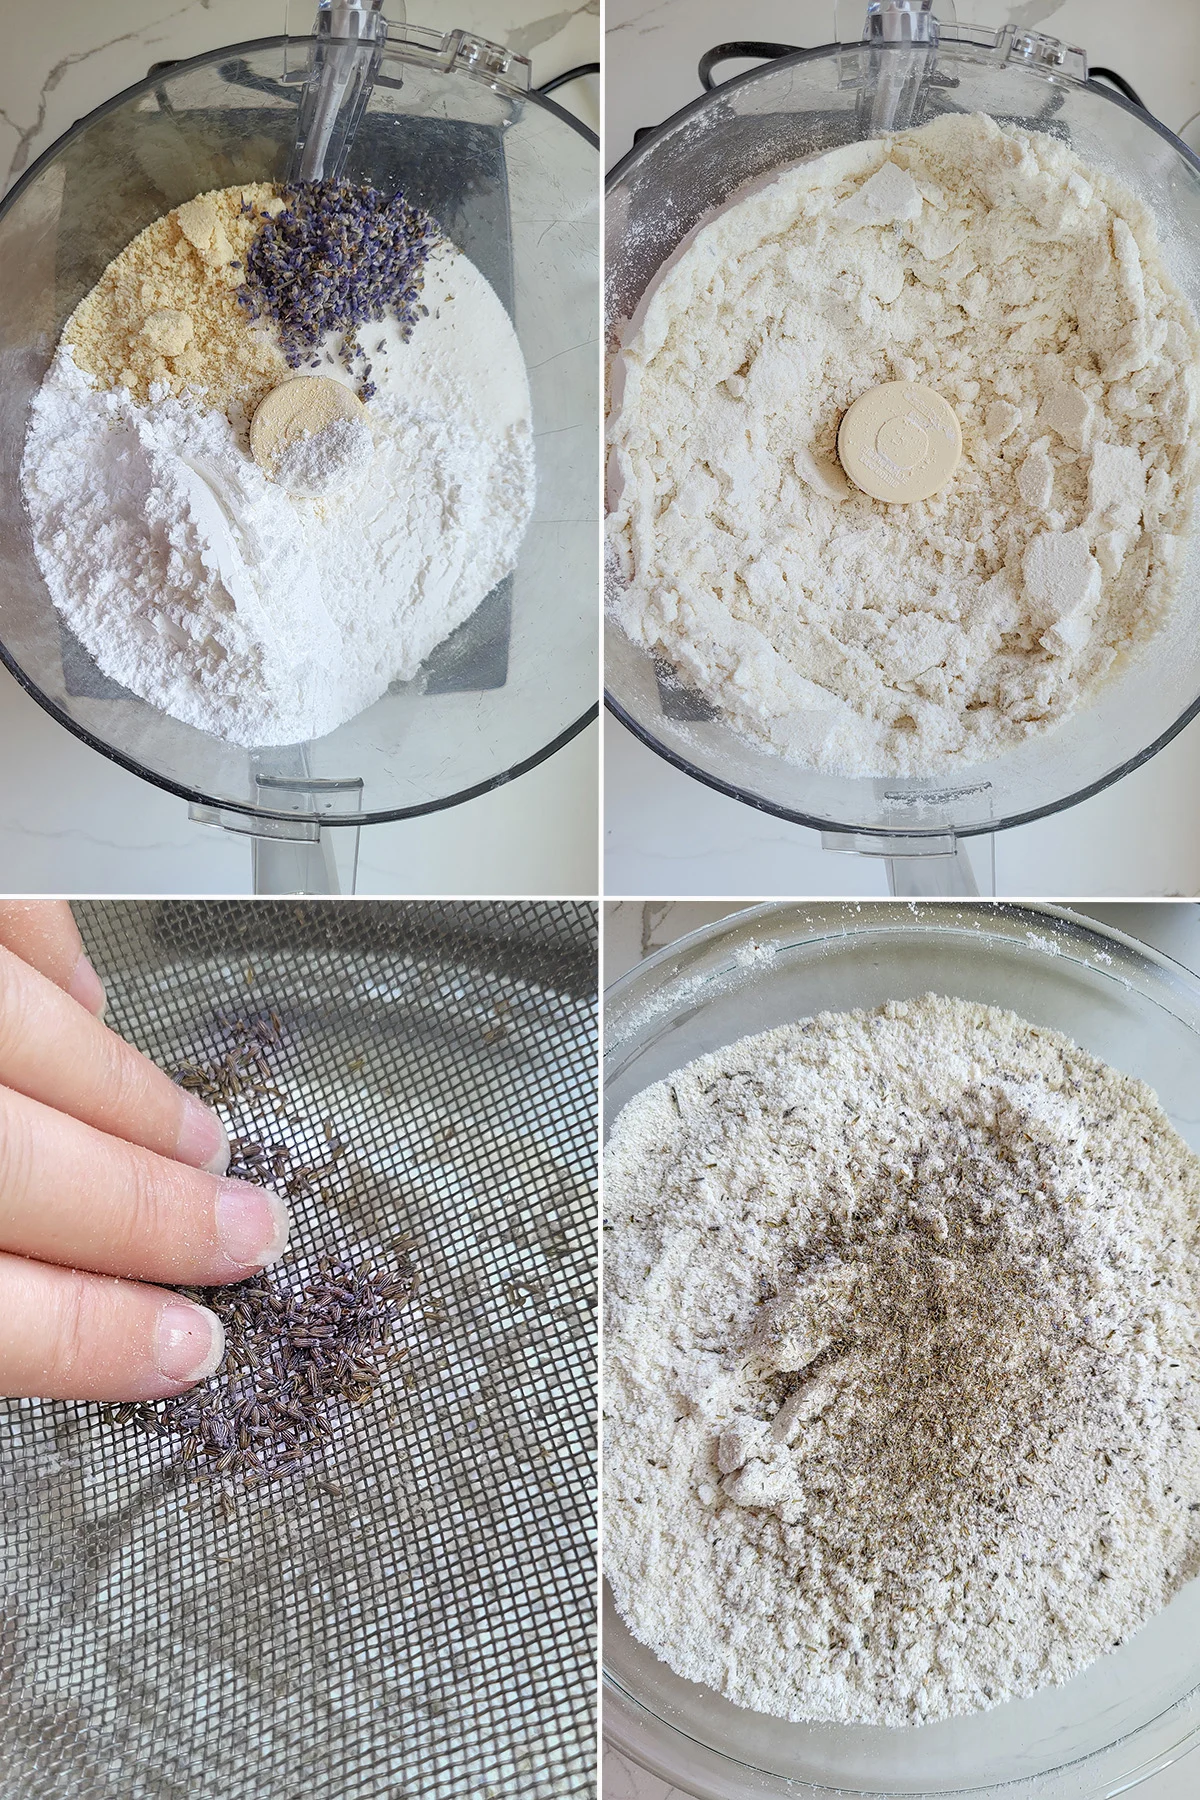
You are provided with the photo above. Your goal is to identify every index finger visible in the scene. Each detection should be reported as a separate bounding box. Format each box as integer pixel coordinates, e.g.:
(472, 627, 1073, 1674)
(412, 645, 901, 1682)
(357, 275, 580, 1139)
(0, 901, 105, 1016)
(0, 944, 229, 1174)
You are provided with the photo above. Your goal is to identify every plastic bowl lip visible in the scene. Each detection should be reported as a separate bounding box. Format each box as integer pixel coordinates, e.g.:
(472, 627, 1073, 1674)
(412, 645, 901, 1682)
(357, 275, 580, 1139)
(603, 682, 1200, 844)
(602, 1654, 1200, 1800)
(603, 900, 1200, 1798)
(0, 34, 597, 829)
(604, 37, 1200, 191)
(603, 899, 1200, 1022)
(603, 47, 1200, 842)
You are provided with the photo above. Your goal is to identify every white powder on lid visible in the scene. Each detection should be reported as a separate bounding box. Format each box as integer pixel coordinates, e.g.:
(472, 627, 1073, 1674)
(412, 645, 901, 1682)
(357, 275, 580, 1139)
(608, 113, 1200, 777)
(21, 244, 535, 747)
(604, 996, 1200, 1727)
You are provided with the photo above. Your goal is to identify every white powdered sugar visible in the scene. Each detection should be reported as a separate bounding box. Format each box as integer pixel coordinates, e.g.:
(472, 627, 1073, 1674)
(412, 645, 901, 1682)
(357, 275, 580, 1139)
(608, 113, 1200, 776)
(273, 415, 375, 498)
(21, 247, 534, 746)
(604, 996, 1200, 1726)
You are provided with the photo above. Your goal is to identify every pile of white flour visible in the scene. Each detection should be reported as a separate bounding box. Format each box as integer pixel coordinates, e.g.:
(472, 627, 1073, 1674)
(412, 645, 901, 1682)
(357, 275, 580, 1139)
(21, 248, 535, 746)
(604, 996, 1200, 1726)
(608, 113, 1200, 776)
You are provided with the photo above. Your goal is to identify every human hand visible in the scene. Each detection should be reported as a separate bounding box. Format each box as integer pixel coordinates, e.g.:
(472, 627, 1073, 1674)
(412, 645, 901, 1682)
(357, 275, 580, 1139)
(0, 902, 289, 1401)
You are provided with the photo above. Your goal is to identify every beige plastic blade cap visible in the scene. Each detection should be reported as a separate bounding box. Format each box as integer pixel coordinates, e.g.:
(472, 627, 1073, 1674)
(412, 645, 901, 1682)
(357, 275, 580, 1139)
(250, 374, 368, 478)
(837, 379, 962, 503)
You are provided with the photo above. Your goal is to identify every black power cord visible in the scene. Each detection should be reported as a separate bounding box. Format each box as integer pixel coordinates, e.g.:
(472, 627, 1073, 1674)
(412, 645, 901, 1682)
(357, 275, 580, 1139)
(699, 40, 801, 90)
(1089, 65, 1148, 111)
(695, 41, 1152, 118)
(536, 61, 599, 96)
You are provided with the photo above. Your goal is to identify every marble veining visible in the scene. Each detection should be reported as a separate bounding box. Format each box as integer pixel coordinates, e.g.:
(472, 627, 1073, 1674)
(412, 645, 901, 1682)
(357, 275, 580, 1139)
(509, 0, 599, 57)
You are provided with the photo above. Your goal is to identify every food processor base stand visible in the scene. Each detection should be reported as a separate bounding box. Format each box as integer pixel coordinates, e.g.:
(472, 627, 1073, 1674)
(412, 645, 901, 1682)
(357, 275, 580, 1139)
(190, 766, 364, 894)
(820, 830, 993, 896)
(250, 823, 360, 893)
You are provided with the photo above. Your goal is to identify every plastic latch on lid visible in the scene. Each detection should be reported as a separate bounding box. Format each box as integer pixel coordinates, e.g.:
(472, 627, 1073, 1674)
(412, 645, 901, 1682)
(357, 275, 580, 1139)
(1000, 26, 1088, 82)
(381, 23, 532, 97)
(922, 18, 1088, 82)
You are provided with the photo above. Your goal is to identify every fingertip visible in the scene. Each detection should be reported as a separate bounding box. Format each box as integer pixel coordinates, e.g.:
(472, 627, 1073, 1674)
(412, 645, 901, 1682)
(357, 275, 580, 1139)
(156, 1299, 225, 1386)
(215, 1180, 290, 1276)
(67, 953, 107, 1019)
(176, 1093, 231, 1175)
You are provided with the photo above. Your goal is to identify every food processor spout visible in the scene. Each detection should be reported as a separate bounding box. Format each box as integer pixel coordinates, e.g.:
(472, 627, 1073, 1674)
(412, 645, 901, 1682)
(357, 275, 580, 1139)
(820, 830, 991, 895)
(863, 0, 940, 43)
(289, 0, 394, 182)
(189, 767, 364, 894)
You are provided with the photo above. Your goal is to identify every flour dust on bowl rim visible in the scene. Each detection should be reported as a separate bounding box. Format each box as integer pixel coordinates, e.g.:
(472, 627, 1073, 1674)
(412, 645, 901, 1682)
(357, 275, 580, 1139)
(0, 24, 597, 851)
(602, 902, 1200, 1800)
(603, 12, 1200, 876)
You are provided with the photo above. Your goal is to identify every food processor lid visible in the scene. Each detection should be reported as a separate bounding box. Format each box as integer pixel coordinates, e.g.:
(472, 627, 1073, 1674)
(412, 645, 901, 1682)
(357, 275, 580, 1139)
(0, 14, 598, 832)
(603, 4, 1200, 860)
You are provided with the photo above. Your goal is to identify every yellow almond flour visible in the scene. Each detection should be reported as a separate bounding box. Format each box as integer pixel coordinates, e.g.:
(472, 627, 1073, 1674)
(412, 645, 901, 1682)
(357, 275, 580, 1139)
(64, 182, 289, 418)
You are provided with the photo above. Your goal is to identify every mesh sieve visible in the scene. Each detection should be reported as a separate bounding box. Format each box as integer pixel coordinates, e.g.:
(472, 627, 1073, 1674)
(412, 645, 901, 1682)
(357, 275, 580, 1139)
(0, 900, 597, 1800)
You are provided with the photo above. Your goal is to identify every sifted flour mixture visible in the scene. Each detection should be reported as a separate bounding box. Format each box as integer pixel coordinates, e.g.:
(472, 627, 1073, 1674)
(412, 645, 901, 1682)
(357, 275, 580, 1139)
(608, 114, 1200, 776)
(21, 191, 534, 747)
(604, 996, 1200, 1726)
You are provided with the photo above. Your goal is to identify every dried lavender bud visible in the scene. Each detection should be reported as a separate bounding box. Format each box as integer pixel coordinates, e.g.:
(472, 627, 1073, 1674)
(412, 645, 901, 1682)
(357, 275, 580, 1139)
(237, 178, 440, 399)
(112, 1012, 419, 1489)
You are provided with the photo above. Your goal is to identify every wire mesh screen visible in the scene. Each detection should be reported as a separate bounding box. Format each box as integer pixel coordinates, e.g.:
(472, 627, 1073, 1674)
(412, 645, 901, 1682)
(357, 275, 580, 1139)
(0, 901, 597, 1799)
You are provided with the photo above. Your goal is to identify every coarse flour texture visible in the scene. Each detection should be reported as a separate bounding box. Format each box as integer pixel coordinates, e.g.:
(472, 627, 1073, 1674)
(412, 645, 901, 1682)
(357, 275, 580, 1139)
(608, 114, 1200, 775)
(22, 244, 534, 747)
(604, 997, 1200, 1726)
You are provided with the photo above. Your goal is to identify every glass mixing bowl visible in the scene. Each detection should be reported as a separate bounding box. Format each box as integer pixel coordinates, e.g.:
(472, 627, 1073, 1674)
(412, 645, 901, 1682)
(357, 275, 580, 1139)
(604, 902, 1200, 1798)
(0, 31, 597, 834)
(605, 31, 1200, 847)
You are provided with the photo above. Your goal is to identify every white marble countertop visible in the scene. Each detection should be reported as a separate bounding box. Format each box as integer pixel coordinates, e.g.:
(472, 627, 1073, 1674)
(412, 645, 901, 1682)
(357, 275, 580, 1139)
(604, 0, 1200, 900)
(602, 897, 1200, 1799)
(0, 0, 598, 896)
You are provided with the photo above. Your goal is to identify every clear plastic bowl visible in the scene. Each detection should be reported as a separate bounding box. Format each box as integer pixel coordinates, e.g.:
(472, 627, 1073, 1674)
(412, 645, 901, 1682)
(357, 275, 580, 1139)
(605, 38, 1200, 844)
(604, 903, 1200, 1797)
(0, 33, 597, 830)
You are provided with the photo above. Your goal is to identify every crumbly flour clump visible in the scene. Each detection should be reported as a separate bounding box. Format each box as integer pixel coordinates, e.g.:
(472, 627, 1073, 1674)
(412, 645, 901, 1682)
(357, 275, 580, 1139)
(604, 997, 1200, 1726)
(608, 114, 1200, 775)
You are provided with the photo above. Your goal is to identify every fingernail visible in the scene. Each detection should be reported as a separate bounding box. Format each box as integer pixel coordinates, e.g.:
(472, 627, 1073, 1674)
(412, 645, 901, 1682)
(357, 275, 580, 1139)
(216, 1179, 289, 1271)
(156, 1300, 224, 1384)
(176, 1094, 230, 1175)
(68, 953, 106, 1019)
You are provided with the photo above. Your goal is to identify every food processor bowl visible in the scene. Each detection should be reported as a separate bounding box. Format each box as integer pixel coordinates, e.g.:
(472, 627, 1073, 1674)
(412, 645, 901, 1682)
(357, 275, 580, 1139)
(604, 21, 1200, 884)
(603, 902, 1200, 1798)
(0, 25, 597, 881)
